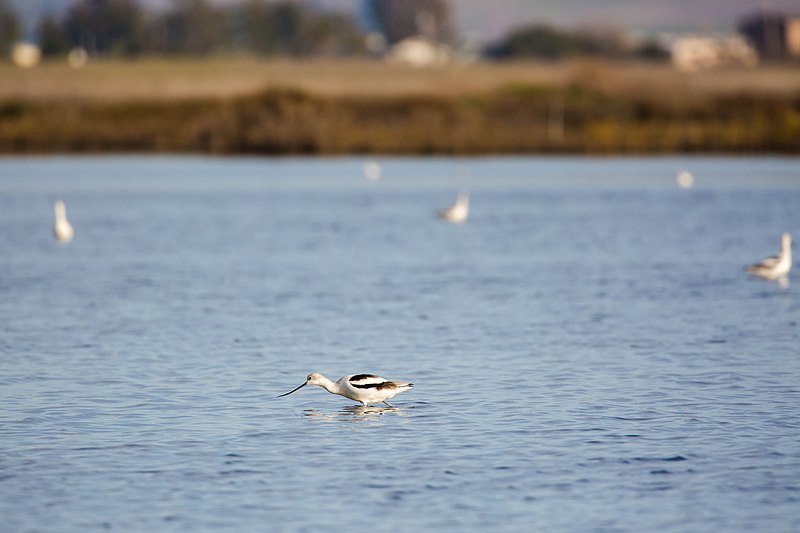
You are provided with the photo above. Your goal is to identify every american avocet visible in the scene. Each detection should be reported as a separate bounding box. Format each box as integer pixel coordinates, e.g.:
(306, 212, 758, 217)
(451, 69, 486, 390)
(746, 232, 792, 281)
(278, 373, 413, 406)
(53, 200, 74, 243)
(438, 191, 469, 223)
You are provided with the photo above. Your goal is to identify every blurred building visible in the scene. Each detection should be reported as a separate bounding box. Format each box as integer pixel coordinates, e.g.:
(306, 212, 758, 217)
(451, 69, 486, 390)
(11, 41, 41, 68)
(387, 35, 451, 66)
(670, 35, 757, 71)
(789, 18, 800, 56)
(738, 11, 800, 59)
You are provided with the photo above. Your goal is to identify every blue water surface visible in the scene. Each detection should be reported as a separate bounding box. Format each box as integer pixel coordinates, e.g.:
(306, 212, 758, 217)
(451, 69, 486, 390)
(1, 156, 799, 532)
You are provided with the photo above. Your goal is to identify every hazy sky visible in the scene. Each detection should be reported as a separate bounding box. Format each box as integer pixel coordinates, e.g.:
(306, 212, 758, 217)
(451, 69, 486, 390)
(10, 0, 800, 39)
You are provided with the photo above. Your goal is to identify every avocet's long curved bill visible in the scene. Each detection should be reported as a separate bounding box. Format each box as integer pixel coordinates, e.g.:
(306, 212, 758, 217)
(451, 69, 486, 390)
(277, 383, 306, 397)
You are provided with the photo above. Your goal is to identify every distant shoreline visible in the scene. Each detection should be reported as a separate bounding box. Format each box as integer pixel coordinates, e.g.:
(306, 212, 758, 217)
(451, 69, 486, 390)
(1, 59, 799, 155)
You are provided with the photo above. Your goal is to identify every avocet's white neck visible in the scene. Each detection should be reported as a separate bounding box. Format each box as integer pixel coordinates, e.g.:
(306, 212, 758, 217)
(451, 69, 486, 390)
(54, 201, 67, 220)
(321, 377, 339, 394)
(781, 234, 792, 258)
(310, 374, 340, 394)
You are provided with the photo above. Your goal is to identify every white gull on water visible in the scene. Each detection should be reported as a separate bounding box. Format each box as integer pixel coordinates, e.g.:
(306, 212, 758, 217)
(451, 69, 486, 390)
(746, 232, 792, 281)
(438, 191, 469, 223)
(53, 200, 74, 243)
(278, 373, 413, 406)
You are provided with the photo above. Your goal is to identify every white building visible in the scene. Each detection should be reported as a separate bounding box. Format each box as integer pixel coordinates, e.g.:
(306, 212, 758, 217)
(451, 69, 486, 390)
(386, 36, 451, 67)
(670, 35, 758, 72)
(11, 42, 41, 68)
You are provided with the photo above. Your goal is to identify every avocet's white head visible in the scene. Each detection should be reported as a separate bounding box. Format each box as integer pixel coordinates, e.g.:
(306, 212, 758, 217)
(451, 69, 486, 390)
(306, 372, 326, 386)
(277, 372, 328, 397)
(781, 232, 792, 252)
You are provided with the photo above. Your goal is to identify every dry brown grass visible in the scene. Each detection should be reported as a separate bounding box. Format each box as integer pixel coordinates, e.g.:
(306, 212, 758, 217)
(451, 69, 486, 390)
(1, 58, 799, 155)
(2, 57, 799, 101)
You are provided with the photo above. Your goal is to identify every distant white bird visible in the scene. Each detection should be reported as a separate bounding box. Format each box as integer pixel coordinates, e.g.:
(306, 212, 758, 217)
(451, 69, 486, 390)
(278, 373, 413, 406)
(53, 200, 74, 243)
(363, 161, 382, 181)
(438, 191, 469, 223)
(746, 232, 792, 281)
(675, 170, 694, 189)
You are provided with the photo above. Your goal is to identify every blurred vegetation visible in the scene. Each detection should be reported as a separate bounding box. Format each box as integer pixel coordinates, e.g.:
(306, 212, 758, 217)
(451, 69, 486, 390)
(6, 0, 672, 61)
(488, 24, 669, 61)
(34, 0, 365, 58)
(0, 0, 20, 56)
(0, 1, 796, 155)
(1, 80, 798, 155)
(35, 0, 136, 56)
(365, 0, 454, 44)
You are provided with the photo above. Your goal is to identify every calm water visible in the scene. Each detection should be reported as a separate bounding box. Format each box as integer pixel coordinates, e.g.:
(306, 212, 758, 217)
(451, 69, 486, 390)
(1, 156, 799, 532)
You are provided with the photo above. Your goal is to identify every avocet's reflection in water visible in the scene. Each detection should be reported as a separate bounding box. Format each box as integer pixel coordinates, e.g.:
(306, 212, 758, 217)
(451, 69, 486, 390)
(303, 404, 411, 423)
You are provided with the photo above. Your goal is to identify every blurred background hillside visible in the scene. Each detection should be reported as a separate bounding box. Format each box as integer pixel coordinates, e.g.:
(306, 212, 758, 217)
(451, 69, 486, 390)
(2, 0, 800, 63)
(6, 0, 800, 48)
(1, 0, 799, 154)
